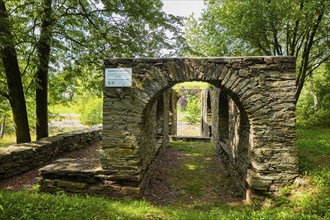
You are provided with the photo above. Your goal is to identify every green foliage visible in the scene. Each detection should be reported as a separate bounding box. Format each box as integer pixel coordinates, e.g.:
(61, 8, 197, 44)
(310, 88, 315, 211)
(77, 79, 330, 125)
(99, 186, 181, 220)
(186, 0, 330, 57)
(0, 193, 3, 212)
(2, 0, 183, 69)
(1, 0, 184, 142)
(297, 64, 330, 127)
(0, 98, 15, 138)
(185, 0, 330, 102)
(79, 97, 102, 126)
(50, 104, 80, 115)
(184, 95, 201, 124)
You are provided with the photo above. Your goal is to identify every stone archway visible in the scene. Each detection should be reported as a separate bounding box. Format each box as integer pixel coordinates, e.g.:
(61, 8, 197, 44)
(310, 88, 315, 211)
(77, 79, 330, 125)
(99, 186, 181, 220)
(170, 87, 206, 137)
(102, 57, 298, 201)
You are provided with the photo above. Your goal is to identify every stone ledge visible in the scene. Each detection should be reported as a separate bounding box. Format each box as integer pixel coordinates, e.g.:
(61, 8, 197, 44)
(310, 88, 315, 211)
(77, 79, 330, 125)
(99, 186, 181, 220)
(39, 158, 141, 199)
(0, 125, 102, 180)
(170, 136, 211, 142)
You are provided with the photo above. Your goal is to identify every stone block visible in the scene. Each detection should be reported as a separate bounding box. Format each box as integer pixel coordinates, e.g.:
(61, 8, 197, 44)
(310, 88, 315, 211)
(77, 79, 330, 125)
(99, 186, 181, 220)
(56, 180, 86, 190)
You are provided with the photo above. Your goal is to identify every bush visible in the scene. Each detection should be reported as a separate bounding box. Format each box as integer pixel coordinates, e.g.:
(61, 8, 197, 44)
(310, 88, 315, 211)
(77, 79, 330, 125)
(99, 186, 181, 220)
(79, 98, 102, 126)
(184, 95, 201, 124)
(296, 65, 330, 127)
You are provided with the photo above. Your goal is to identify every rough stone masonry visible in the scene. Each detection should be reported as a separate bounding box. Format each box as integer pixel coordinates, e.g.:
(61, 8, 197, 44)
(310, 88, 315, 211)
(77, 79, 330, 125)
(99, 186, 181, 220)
(39, 57, 298, 201)
(102, 57, 298, 200)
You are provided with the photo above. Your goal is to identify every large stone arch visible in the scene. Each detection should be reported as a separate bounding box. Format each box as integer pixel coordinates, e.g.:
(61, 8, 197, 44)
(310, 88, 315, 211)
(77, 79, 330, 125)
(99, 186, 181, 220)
(102, 57, 298, 200)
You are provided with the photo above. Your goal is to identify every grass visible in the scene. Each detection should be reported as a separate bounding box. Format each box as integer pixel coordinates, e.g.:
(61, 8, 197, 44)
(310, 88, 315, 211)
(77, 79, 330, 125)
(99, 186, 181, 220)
(49, 103, 81, 115)
(0, 103, 83, 148)
(169, 142, 216, 198)
(296, 128, 330, 170)
(1, 127, 330, 219)
(1, 190, 325, 220)
(0, 127, 83, 148)
(0, 136, 15, 148)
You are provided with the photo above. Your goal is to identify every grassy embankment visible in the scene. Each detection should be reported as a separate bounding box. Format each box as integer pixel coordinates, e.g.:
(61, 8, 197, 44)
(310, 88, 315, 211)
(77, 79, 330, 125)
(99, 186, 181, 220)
(0, 127, 329, 219)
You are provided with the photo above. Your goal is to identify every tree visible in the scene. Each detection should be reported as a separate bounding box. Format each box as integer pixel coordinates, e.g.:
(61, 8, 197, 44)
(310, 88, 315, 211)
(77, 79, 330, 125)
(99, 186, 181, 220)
(36, 0, 53, 139)
(0, 1, 31, 143)
(185, 0, 330, 102)
(297, 62, 330, 126)
(184, 95, 201, 124)
(1, 0, 183, 142)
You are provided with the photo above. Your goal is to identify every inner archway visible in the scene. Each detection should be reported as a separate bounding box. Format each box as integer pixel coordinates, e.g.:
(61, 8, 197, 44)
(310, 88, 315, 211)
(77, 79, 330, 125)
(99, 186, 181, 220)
(150, 80, 251, 196)
(173, 81, 210, 137)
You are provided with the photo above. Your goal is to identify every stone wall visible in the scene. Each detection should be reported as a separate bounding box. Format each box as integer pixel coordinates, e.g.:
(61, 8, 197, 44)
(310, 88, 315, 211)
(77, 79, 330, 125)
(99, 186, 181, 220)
(0, 125, 101, 180)
(227, 98, 250, 192)
(210, 87, 250, 193)
(102, 57, 298, 201)
(176, 88, 203, 98)
(201, 89, 212, 137)
(139, 91, 170, 188)
(169, 89, 179, 135)
(38, 57, 298, 201)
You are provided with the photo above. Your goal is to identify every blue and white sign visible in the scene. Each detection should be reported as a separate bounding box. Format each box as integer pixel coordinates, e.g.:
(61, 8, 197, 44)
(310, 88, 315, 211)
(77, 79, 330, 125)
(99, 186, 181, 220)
(105, 68, 132, 87)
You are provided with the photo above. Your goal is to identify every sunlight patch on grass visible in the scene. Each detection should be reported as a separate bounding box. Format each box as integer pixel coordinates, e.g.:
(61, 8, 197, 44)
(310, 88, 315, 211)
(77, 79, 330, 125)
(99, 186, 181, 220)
(0, 133, 17, 148)
(111, 199, 168, 219)
(185, 164, 197, 170)
(50, 104, 80, 115)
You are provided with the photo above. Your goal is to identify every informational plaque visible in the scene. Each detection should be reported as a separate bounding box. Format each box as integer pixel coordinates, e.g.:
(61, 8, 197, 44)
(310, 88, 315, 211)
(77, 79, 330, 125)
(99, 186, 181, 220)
(105, 68, 132, 87)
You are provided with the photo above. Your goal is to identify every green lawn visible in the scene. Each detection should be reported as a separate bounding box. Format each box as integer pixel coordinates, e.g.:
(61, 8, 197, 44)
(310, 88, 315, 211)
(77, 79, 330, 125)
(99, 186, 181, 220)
(0, 138, 15, 148)
(0, 103, 82, 148)
(49, 103, 81, 115)
(296, 128, 330, 170)
(0, 127, 329, 219)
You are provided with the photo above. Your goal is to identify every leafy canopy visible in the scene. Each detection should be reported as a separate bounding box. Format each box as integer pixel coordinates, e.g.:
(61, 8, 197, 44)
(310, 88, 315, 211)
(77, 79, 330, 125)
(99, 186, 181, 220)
(185, 0, 330, 102)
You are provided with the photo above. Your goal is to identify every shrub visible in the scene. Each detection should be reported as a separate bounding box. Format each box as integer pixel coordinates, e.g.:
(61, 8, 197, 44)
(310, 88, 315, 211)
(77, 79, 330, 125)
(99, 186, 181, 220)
(79, 98, 102, 126)
(184, 95, 201, 124)
(296, 65, 330, 127)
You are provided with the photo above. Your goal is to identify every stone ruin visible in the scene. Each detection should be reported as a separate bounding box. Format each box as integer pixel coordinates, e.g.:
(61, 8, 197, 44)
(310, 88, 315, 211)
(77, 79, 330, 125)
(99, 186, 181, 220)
(39, 57, 299, 202)
(168, 87, 208, 137)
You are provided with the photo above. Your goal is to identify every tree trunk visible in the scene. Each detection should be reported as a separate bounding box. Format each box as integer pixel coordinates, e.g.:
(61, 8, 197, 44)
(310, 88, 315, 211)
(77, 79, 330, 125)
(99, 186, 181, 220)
(295, 73, 305, 104)
(36, 0, 53, 140)
(294, 4, 325, 104)
(0, 115, 5, 139)
(0, 1, 31, 143)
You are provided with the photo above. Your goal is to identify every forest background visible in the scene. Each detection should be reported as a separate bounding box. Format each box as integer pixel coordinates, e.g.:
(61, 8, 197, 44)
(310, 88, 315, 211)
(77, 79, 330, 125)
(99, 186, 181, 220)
(0, 1, 329, 219)
(0, 0, 329, 144)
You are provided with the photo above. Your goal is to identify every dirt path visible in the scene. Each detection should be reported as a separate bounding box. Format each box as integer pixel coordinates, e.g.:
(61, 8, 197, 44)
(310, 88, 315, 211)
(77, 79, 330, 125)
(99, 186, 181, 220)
(144, 142, 244, 207)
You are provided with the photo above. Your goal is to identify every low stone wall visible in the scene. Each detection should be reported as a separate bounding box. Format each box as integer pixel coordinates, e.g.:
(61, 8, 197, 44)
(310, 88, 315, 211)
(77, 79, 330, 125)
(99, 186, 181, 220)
(0, 125, 102, 180)
(39, 158, 142, 198)
(39, 140, 167, 199)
